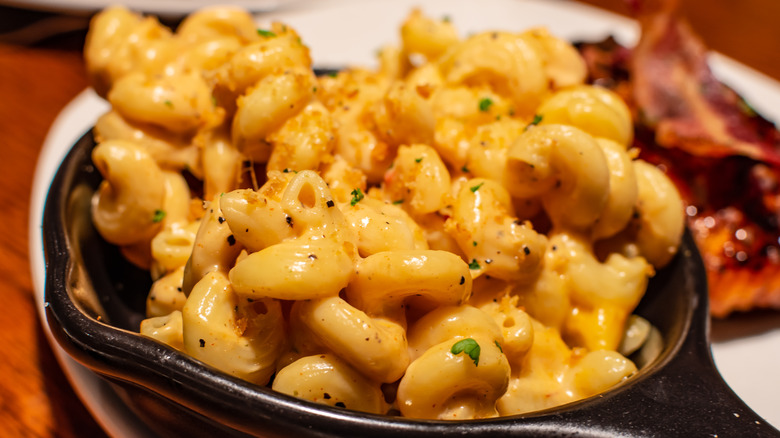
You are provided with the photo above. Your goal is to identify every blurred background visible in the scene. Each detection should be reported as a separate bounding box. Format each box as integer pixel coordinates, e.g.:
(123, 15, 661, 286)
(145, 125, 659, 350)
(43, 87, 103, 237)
(578, 0, 780, 81)
(1, 0, 777, 437)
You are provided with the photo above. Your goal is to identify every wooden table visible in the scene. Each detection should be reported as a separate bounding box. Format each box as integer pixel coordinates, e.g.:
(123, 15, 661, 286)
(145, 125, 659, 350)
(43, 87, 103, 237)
(1, 1, 778, 436)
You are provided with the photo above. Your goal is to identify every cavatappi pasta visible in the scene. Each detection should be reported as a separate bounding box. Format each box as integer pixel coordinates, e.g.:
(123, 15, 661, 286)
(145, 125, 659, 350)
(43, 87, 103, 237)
(86, 5, 684, 420)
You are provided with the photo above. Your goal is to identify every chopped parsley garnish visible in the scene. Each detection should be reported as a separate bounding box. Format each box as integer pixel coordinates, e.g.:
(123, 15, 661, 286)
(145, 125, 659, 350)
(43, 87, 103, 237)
(495, 340, 503, 353)
(415, 157, 423, 163)
(525, 114, 543, 131)
(461, 165, 470, 173)
(327, 71, 338, 78)
(152, 209, 166, 223)
(478, 97, 493, 112)
(451, 338, 481, 366)
(257, 29, 277, 37)
(468, 259, 481, 270)
(164, 100, 173, 108)
(350, 188, 365, 206)
(392, 199, 404, 205)
(470, 182, 484, 193)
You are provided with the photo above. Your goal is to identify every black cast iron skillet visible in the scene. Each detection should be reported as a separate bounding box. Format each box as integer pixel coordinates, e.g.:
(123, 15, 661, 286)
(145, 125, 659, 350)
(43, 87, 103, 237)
(43, 129, 780, 437)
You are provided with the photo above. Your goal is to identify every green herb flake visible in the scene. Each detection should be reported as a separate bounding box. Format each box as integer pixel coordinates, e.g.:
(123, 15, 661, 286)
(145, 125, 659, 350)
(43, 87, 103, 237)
(152, 209, 166, 223)
(461, 165, 470, 173)
(495, 340, 503, 353)
(478, 97, 493, 112)
(472, 241, 478, 247)
(211, 95, 218, 107)
(468, 259, 481, 270)
(451, 338, 481, 366)
(350, 188, 365, 206)
(525, 114, 543, 131)
(442, 15, 451, 23)
(164, 100, 173, 108)
(415, 157, 423, 163)
(470, 182, 484, 193)
(257, 29, 277, 37)
(327, 71, 338, 78)
(392, 199, 404, 205)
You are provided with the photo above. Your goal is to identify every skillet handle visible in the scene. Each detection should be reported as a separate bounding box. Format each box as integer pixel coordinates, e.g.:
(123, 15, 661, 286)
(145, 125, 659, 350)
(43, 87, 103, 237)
(608, 339, 780, 437)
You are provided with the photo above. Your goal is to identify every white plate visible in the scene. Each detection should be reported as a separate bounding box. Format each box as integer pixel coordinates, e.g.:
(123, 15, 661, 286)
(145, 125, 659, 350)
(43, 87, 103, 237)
(29, 1, 780, 436)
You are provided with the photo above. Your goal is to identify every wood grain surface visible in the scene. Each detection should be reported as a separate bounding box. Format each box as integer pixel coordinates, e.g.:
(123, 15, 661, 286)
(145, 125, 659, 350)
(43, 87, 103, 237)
(0, 40, 105, 436)
(0, 1, 777, 437)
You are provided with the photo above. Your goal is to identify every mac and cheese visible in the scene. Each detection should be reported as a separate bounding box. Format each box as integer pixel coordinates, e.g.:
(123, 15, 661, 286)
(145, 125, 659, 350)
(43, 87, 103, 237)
(86, 5, 684, 420)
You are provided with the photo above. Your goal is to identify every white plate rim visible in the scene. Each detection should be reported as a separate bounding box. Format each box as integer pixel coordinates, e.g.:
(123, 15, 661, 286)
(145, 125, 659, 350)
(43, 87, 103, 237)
(28, 1, 780, 436)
